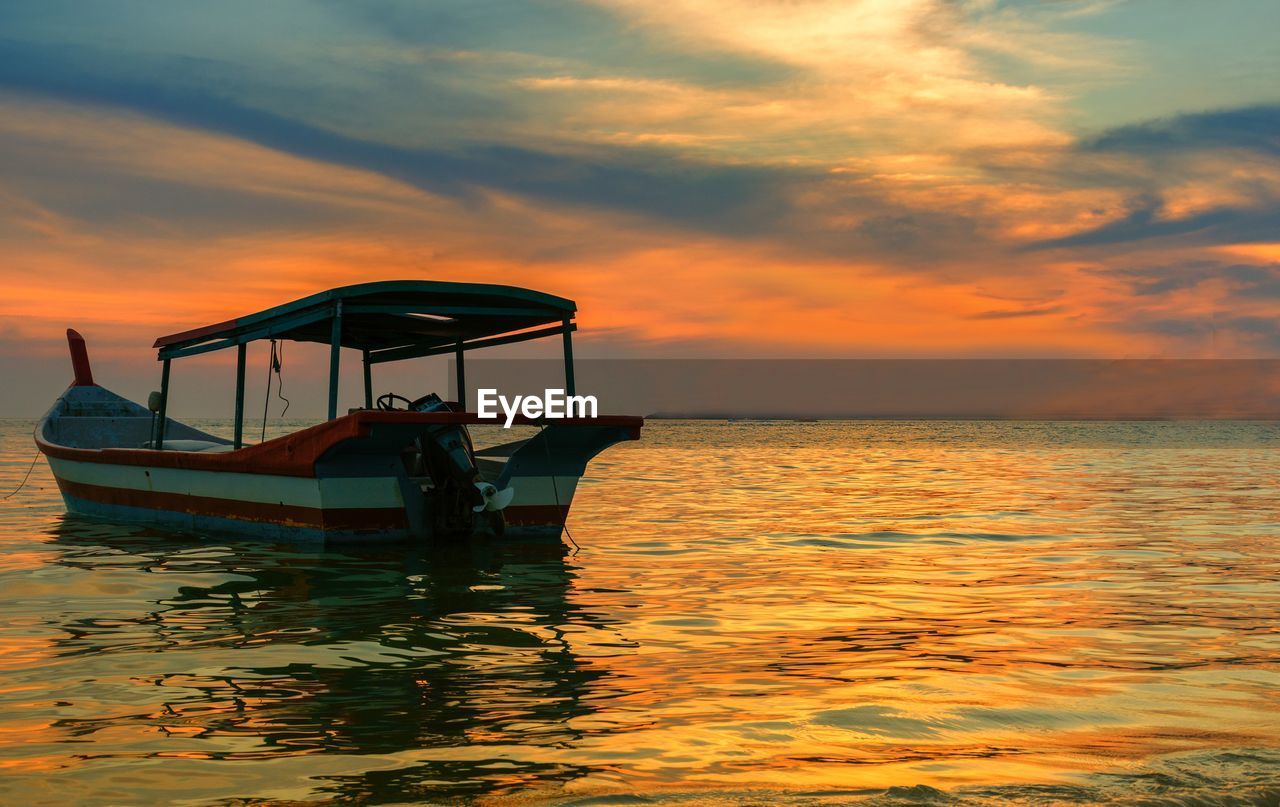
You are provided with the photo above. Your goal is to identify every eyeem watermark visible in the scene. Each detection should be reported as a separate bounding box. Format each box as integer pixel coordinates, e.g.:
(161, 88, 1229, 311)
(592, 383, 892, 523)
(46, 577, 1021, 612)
(476, 388, 598, 428)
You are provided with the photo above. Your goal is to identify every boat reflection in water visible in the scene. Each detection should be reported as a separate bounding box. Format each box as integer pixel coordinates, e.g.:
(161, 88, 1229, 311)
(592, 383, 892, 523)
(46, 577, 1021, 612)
(46, 518, 631, 802)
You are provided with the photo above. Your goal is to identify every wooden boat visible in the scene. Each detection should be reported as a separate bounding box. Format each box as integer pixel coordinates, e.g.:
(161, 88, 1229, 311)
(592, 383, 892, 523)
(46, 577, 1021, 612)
(36, 281, 643, 542)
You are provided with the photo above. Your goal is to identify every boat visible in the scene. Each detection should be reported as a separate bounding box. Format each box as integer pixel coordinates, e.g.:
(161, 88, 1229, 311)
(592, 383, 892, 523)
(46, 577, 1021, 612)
(36, 281, 643, 542)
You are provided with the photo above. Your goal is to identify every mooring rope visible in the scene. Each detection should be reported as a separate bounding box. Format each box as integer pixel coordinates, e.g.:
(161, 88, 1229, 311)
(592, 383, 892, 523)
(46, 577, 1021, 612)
(2, 425, 42, 501)
(260, 338, 290, 442)
(1, 451, 41, 501)
(273, 339, 290, 419)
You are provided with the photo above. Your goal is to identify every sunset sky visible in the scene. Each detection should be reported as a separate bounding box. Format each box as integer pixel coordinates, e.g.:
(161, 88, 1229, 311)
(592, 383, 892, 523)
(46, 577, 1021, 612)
(3, 1, 1280, 414)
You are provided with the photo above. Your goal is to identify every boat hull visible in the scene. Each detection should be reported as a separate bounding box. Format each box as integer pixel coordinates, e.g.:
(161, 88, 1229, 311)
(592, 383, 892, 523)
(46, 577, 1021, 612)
(38, 384, 640, 543)
(47, 454, 413, 541)
(47, 454, 585, 542)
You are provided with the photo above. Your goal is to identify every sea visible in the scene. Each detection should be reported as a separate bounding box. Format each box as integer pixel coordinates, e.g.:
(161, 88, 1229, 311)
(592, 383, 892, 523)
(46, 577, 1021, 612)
(1, 419, 1278, 805)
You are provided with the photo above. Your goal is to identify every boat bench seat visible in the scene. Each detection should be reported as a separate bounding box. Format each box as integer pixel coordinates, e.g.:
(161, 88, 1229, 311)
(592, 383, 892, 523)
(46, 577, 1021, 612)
(140, 439, 236, 453)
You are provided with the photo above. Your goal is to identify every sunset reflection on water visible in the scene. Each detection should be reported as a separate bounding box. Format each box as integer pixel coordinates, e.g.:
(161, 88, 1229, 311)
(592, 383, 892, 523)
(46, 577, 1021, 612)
(1, 420, 1278, 804)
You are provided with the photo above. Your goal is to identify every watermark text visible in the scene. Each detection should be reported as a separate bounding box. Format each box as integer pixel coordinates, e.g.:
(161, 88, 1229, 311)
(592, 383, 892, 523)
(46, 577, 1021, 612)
(476, 388, 598, 428)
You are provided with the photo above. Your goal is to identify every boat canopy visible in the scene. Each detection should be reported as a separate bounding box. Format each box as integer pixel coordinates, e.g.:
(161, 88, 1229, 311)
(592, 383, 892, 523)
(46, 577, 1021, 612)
(146, 280, 579, 434)
(153, 280, 576, 363)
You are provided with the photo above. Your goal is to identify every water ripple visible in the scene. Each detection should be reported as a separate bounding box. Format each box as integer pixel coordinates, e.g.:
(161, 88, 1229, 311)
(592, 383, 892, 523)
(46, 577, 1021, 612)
(0, 420, 1278, 804)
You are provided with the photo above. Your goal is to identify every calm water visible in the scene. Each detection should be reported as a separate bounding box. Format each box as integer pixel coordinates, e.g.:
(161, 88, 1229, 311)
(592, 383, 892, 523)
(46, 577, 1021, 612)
(2, 419, 1279, 805)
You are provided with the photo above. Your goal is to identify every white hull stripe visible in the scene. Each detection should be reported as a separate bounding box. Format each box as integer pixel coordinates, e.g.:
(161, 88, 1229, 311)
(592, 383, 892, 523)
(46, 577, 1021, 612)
(47, 457, 404, 510)
(505, 475, 579, 507)
(48, 457, 581, 511)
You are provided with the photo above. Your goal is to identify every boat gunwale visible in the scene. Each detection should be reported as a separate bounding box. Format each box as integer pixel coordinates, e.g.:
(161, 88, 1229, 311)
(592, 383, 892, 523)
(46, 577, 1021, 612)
(38, 407, 643, 478)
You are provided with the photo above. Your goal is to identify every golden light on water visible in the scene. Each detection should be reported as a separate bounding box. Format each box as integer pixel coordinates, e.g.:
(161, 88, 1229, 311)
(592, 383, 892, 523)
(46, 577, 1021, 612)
(4, 420, 1277, 802)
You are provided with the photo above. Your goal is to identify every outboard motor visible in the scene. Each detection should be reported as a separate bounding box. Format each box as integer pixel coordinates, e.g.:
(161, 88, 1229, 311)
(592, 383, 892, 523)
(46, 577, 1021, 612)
(411, 394, 510, 536)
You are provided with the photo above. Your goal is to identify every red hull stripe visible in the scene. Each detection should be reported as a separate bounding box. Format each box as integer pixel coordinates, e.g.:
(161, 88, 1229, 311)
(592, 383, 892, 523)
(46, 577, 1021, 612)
(503, 504, 569, 526)
(57, 478, 409, 532)
(38, 409, 641, 478)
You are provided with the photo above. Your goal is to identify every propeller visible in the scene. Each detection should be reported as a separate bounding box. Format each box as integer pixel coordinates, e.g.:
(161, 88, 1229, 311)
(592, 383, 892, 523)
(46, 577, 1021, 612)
(473, 482, 516, 513)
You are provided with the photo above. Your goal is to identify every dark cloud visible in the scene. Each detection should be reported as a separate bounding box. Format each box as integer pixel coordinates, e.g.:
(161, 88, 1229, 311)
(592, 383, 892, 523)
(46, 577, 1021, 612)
(0, 138, 361, 237)
(1222, 264, 1280, 297)
(0, 38, 803, 234)
(321, 0, 794, 87)
(1024, 105, 1280, 251)
(967, 304, 1066, 320)
(1087, 260, 1280, 349)
(0, 37, 1001, 263)
(1028, 196, 1279, 250)
(2, 12, 1274, 269)
(1008, 105, 1280, 253)
(1096, 260, 1280, 300)
(1083, 104, 1280, 158)
(851, 213, 983, 256)
(1137, 315, 1280, 351)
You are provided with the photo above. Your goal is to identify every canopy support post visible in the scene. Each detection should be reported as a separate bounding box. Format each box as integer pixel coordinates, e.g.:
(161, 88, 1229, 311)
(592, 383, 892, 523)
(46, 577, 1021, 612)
(362, 349, 373, 410)
(562, 318, 575, 396)
(233, 343, 246, 449)
(327, 300, 342, 421)
(155, 358, 171, 450)
(455, 340, 466, 411)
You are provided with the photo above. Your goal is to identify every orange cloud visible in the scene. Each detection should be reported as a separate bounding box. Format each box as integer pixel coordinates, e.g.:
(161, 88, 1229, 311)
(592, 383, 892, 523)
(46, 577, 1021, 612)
(0, 86, 1276, 382)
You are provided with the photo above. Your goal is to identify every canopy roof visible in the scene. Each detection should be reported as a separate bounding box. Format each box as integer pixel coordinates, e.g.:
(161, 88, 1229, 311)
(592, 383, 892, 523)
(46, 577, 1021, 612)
(153, 280, 576, 363)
